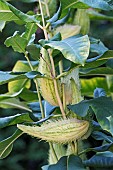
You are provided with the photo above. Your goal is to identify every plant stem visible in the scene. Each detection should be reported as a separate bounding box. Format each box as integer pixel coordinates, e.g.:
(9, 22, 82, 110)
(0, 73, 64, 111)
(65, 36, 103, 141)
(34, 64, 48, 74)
(25, 52, 45, 118)
(70, 141, 78, 155)
(49, 142, 58, 163)
(59, 60, 66, 111)
(38, 0, 66, 119)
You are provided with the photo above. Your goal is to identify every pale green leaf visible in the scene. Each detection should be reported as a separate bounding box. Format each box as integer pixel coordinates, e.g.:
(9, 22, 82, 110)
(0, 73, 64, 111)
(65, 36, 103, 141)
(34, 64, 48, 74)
(43, 35, 90, 65)
(0, 113, 32, 128)
(0, 21, 5, 31)
(61, 0, 113, 11)
(0, 129, 23, 159)
(0, 98, 31, 112)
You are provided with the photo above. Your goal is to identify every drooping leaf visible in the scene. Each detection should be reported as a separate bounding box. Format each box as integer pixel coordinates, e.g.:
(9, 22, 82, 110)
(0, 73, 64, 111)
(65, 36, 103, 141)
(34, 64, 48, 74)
(22, 23, 37, 43)
(8, 60, 31, 93)
(0, 0, 24, 23)
(54, 24, 81, 40)
(0, 71, 26, 85)
(86, 37, 108, 63)
(88, 9, 113, 21)
(91, 131, 113, 143)
(68, 97, 113, 134)
(84, 50, 113, 69)
(26, 44, 41, 60)
(41, 35, 90, 65)
(45, 155, 86, 170)
(19, 88, 38, 101)
(1, 0, 39, 23)
(0, 113, 32, 128)
(83, 151, 113, 168)
(5, 31, 27, 53)
(25, 71, 42, 79)
(28, 100, 57, 121)
(79, 143, 113, 155)
(80, 67, 113, 76)
(0, 129, 23, 159)
(61, 0, 113, 11)
(0, 98, 31, 112)
(0, 88, 23, 101)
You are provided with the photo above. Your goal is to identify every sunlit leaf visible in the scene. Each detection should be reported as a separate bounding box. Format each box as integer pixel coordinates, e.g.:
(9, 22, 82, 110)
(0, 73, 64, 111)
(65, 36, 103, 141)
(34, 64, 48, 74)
(0, 129, 23, 159)
(0, 113, 32, 128)
(61, 0, 113, 11)
(0, 98, 31, 112)
(41, 35, 90, 65)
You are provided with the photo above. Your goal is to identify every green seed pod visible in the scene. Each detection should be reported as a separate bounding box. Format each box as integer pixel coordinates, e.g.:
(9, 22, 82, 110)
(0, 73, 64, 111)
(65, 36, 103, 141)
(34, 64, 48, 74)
(17, 118, 90, 144)
(61, 68, 83, 105)
(38, 48, 62, 106)
(54, 24, 81, 40)
(74, 9, 90, 35)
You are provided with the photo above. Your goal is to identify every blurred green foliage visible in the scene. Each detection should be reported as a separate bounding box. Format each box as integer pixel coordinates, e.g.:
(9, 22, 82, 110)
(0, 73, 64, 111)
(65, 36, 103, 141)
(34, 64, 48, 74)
(0, 1, 113, 170)
(0, 2, 49, 170)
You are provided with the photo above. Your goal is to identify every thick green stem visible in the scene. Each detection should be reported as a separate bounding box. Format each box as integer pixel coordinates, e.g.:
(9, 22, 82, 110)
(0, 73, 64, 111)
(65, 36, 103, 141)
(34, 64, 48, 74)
(59, 60, 66, 112)
(49, 142, 58, 163)
(38, 0, 66, 119)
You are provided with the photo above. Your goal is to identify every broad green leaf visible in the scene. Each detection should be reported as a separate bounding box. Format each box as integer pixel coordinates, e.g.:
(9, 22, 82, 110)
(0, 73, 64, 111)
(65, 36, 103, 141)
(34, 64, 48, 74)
(83, 151, 113, 168)
(42, 35, 90, 65)
(0, 113, 32, 128)
(5, 31, 27, 53)
(0, 98, 31, 112)
(92, 131, 113, 143)
(28, 100, 57, 120)
(68, 97, 113, 134)
(80, 143, 113, 155)
(68, 155, 86, 170)
(0, 88, 23, 101)
(88, 9, 113, 21)
(54, 24, 81, 40)
(61, 0, 113, 11)
(1, 0, 39, 23)
(80, 67, 113, 76)
(0, 21, 5, 31)
(8, 60, 31, 93)
(0, 129, 23, 159)
(19, 88, 38, 101)
(81, 77, 108, 96)
(47, 155, 86, 170)
(25, 71, 43, 79)
(22, 23, 37, 43)
(0, 1, 23, 23)
(26, 44, 41, 60)
(84, 50, 113, 69)
(0, 71, 26, 85)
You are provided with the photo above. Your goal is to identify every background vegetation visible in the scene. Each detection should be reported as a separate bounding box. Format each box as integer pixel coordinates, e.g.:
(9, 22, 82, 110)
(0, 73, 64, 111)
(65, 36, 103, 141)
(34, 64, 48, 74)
(0, 1, 113, 170)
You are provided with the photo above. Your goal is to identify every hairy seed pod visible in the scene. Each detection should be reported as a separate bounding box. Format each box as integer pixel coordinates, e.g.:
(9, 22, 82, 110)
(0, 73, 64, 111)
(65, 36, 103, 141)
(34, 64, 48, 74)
(38, 48, 62, 106)
(17, 118, 90, 144)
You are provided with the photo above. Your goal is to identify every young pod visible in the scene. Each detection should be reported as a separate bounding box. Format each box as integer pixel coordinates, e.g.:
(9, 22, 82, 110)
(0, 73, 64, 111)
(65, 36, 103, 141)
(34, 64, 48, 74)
(17, 118, 90, 144)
